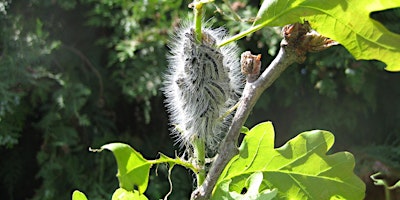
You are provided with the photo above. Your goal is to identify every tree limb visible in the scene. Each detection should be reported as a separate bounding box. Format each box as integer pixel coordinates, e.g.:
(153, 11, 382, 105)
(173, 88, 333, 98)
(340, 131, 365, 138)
(190, 22, 323, 199)
(191, 41, 297, 200)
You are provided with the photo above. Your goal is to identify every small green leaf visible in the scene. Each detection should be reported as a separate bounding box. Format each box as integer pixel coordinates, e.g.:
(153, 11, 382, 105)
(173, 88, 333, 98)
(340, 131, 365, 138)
(214, 122, 366, 199)
(92, 144, 198, 199)
(112, 188, 149, 200)
(72, 190, 88, 200)
(240, 126, 250, 134)
(251, 0, 400, 71)
(100, 143, 152, 194)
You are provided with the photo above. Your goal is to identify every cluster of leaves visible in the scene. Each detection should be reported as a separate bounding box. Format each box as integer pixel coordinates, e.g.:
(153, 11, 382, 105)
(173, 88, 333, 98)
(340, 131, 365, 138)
(81, 0, 187, 122)
(73, 122, 365, 200)
(0, 1, 113, 199)
(250, 8, 400, 163)
(248, 3, 400, 198)
(0, 3, 56, 147)
(0, 0, 399, 199)
(246, 3, 400, 196)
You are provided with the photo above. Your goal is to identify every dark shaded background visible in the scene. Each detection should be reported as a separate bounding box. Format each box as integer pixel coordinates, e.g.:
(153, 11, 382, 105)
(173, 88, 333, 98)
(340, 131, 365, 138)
(0, 0, 399, 199)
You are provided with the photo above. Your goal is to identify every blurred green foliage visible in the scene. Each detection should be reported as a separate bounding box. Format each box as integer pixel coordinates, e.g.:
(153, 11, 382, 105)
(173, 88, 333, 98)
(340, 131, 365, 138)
(0, 0, 399, 199)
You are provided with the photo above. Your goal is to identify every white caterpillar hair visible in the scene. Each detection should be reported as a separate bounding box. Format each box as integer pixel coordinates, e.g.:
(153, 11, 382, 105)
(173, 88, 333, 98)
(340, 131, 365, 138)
(163, 21, 243, 154)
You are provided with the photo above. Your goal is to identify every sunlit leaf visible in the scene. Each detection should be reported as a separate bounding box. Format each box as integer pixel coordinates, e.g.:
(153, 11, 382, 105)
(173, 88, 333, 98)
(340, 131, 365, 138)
(252, 0, 400, 71)
(213, 122, 365, 199)
(213, 172, 278, 200)
(72, 190, 88, 200)
(100, 143, 152, 194)
(112, 188, 149, 200)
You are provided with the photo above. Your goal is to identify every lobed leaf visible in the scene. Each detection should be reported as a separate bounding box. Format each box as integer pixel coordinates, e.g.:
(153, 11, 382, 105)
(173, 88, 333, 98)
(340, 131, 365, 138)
(213, 122, 366, 199)
(252, 0, 400, 71)
(93, 143, 197, 198)
(100, 143, 152, 194)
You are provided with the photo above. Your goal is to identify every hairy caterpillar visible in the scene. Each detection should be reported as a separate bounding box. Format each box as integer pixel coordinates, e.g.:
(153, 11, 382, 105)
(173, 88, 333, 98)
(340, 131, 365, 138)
(163, 22, 243, 154)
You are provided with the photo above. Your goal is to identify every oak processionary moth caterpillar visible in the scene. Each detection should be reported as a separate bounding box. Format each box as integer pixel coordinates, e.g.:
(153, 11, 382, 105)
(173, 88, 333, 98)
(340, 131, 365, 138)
(163, 22, 243, 155)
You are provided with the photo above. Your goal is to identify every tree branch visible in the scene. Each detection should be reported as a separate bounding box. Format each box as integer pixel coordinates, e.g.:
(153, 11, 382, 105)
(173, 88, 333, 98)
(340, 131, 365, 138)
(191, 22, 334, 199)
(191, 42, 298, 200)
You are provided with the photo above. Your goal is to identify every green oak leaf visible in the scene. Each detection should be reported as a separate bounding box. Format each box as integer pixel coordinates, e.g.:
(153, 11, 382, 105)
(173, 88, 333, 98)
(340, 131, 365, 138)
(72, 190, 88, 200)
(92, 143, 198, 198)
(112, 188, 149, 200)
(251, 0, 400, 71)
(214, 122, 366, 199)
(100, 143, 151, 194)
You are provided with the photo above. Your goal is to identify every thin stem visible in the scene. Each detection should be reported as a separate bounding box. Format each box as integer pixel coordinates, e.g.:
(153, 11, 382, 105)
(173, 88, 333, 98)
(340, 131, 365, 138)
(193, 138, 206, 186)
(192, 0, 215, 43)
(163, 166, 174, 200)
(384, 186, 390, 200)
(147, 154, 198, 174)
(194, 2, 203, 43)
(381, 179, 391, 200)
(222, 0, 242, 22)
(217, 23, 264, 47)
(217, 101, 240, 121)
